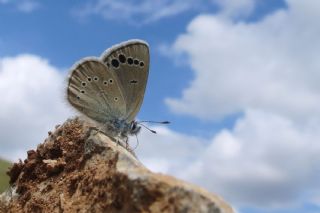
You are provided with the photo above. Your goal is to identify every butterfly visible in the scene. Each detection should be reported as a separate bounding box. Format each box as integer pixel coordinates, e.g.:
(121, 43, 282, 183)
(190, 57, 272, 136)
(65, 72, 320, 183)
(66, 39, 151, 142)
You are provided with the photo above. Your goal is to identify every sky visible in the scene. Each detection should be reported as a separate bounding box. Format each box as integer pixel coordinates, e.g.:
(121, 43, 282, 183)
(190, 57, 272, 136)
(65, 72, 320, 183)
(0, 0, 320, 212)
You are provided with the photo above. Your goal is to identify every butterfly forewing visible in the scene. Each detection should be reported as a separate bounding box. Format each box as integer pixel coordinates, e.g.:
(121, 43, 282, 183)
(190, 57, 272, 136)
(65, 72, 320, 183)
(101, 40, 149, 122)
(67, 59, 126, 123)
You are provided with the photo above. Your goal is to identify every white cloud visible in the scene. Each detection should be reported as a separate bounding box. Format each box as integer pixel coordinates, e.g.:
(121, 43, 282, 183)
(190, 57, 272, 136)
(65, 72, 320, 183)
(0, 0, 39, 13)
(17, 0, 39, 13)
(136, 125, 206, 174)
(166, 0, 320, 122)
(0, 54, 70, 161)
(138, 109, 320, 208)
(72, 0, 265, 24)
(141, 0, 320, 209)
(184, 109, 320, 207)
(215, 0, 255, 19)
(73, 0, 202, 24)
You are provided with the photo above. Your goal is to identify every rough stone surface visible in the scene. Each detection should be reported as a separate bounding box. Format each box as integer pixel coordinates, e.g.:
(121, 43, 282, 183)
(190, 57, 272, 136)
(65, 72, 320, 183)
(0, 118, 234, 213)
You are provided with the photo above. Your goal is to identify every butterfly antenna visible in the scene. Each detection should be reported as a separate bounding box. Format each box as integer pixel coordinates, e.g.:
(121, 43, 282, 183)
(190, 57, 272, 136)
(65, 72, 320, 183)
(139, 123, 157, 134)
(138, 120, 170, 124)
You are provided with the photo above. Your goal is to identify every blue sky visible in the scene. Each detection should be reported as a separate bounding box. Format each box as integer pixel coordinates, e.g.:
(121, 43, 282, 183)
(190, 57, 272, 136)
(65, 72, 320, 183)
(1, 1, 320, 213)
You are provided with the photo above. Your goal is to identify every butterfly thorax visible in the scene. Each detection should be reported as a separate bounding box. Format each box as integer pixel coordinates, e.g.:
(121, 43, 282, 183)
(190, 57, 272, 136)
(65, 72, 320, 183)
(106, 119, 141, 139)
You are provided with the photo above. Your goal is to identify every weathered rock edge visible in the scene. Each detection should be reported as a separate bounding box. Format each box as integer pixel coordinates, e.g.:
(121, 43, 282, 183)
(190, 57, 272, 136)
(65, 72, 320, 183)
(0, 118, 234, 213)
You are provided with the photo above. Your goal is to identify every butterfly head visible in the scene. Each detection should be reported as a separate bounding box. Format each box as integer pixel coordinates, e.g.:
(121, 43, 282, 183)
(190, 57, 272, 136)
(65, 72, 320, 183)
(129, 121, 141, 135)
(108, 119, 141, 137)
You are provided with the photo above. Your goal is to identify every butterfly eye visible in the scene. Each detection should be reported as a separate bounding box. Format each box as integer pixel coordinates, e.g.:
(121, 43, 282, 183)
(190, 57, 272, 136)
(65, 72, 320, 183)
(80, 90, 85, 94)
(131, 122, 137, 130)
(109, 79, 113, 84)
(114, 97, 118, 101)
(82, 82, 86, 87)
(111, 59, 120, 68)
(87, 77, 92, 82)
(133, 59, 139, 65)
(94, 76, 99, 81)
(118, 54, 126, 63)
(103, 81, 108, 85)
(139, 61, 144, 67)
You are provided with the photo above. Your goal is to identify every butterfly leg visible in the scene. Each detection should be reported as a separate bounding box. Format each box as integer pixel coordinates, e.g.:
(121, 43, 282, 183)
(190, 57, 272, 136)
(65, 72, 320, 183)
(124, 136, 129, 149)
(115, 133, 126, 148)
(86, 126, 101, 137)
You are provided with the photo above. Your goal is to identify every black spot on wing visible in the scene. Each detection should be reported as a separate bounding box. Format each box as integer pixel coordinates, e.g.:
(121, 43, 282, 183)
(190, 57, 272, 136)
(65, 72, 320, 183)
(127, 57, 133, 65)
(111, 59, 120, 68)
(119, 54, 126, 63)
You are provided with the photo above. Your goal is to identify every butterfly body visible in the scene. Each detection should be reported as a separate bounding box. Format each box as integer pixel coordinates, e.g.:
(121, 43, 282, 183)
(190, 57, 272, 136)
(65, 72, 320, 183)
(106, 119, 141, 138)
(67, 40, 149, 141)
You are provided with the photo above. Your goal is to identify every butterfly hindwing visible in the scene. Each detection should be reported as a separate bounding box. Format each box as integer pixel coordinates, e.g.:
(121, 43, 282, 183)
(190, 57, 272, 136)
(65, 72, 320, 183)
(67, 58, 126, 123)
(101, 40, 149, 122)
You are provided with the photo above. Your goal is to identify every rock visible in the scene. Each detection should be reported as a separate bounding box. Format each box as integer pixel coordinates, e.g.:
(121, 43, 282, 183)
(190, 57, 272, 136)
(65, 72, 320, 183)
(0, 118, 234, 213)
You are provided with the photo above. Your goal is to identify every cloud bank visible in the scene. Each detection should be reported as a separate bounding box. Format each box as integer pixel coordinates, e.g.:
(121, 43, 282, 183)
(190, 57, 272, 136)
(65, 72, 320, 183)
(166, 1, 320, 121)
(72, 0, 259, 24)
(156, 0, 320, 208)
(0, 55, 70, 160)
